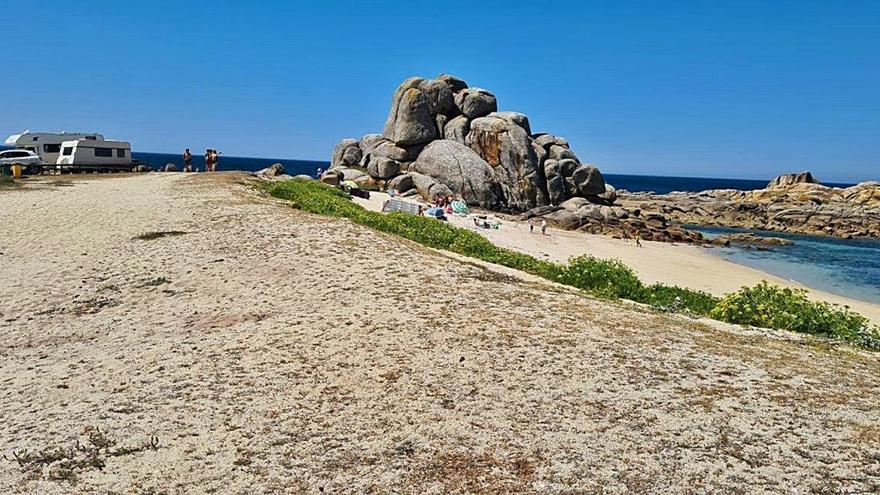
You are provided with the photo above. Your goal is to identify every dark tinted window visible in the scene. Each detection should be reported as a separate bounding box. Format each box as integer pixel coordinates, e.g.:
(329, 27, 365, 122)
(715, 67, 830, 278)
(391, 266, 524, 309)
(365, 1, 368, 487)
(62, 147, 73, 156)
(94, 148, 113, 157)
(116, 149, 126, 157)
(43, 144, 61, 153)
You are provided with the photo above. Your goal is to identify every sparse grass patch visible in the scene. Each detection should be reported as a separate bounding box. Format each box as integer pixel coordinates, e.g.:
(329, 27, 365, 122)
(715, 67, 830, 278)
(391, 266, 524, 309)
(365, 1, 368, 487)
(134, 230, 188, 241)
(265, 179, 878, 350)
(4, 426, 160, 484)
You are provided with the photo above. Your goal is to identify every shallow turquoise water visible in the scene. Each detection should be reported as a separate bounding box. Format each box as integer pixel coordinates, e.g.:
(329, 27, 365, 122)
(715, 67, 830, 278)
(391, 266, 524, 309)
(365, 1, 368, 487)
(694, 226, 880, 304)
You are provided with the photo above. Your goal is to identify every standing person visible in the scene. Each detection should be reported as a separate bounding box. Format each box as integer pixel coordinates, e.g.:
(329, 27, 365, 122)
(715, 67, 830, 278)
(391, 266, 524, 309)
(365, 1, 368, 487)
(204, 149, 212, 172)
(212, 150, 221, 172)
(316, 167, 323, 178)
(540, 218, 548, 236)
(635, 232, 642, 247)
(183, 149, 192, 172)
(528, 218, 535, 234)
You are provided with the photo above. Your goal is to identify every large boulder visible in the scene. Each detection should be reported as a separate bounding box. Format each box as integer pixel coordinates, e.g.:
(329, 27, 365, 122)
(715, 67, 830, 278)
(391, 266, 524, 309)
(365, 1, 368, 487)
(548, 144, 577, 161)
(444, 116, 470, 144)
(572, 164, 606, 196)
(409, 171, 453, 200)
(358, 134, 385, 156)
(454, 87, 498, 119)
(164, 163, 177, 172)
(331, 138, 361, 168)
(531, 139, 547, 168)
(435, 114, 449, 139)
(334, 167, 367, 181)
(533, 134, 556, 148)
(418, 78, 456, 116)
(544, 160, 567, 205)
(489, 112, 532, 135)
(438, 74, 468, 93)
(320, 170, 341, 186)
(371, 140, 423, 162)
(367, 156, 400, 179)
(767, 171, 820, 189)
(387, 173, 415, 193)
(383, 77, 438, 146)
(466, 115, 546, 210)
(411, 140, 503, 208)
(258, 163, 286, 177)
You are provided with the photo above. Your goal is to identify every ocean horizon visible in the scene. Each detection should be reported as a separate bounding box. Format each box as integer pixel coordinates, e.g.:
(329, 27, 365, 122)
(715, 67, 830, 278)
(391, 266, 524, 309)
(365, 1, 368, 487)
(129, 150, 860, 194)
(0, 145, 861, 193)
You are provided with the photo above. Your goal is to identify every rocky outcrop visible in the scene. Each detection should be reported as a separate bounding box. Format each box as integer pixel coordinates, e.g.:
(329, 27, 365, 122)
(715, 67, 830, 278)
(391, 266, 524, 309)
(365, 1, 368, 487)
(329, 74, 613, 213)
(767, 172, 818, 189)
(711, 233, 793, 248)
(617, 177, 880, 239)
(164, 163, 177, 172)
(327, 75, 706, 243)
(520, 199, 704, 244)
(257, 163, 286, 177)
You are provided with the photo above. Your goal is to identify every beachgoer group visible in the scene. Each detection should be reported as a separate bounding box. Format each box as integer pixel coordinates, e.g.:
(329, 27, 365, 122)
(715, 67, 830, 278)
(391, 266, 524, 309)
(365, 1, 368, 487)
(181, 148, 220, 172)
(204, 149, 220, 172)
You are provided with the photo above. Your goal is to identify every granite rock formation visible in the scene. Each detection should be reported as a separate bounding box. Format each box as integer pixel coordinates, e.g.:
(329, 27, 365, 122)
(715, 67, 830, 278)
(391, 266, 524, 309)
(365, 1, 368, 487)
(328, 74, 613, 213)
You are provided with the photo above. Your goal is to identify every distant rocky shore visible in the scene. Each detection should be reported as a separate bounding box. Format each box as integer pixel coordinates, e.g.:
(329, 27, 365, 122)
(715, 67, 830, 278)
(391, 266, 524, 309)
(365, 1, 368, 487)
(323, 75, 878, 243)
(617, 173, 880, 239)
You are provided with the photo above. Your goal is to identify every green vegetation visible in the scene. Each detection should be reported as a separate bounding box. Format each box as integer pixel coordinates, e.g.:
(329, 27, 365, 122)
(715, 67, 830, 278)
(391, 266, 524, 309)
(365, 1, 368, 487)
(265, 179, 880, 350)
(711, 282, 880, 350)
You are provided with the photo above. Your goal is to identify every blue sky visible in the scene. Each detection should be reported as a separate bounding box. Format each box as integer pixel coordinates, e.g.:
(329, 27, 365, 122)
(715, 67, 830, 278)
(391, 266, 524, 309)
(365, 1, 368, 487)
(2, 0, 878, 182)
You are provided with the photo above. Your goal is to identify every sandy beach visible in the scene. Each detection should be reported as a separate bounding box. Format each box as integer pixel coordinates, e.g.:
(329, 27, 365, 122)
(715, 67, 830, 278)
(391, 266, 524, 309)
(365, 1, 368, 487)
(355, 192, 880, 324)
(1, 173, 878, 493)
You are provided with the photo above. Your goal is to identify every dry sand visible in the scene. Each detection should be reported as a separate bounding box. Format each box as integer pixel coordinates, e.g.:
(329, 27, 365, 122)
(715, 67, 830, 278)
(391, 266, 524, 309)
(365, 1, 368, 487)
(356, 192, 880, 324)
(1, 173, 878, 494)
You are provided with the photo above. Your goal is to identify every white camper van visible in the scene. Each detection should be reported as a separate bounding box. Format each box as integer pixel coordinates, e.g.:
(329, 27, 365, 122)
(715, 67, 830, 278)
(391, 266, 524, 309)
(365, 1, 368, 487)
(4, 131, 104, 165)
(57, 140, 131, 169)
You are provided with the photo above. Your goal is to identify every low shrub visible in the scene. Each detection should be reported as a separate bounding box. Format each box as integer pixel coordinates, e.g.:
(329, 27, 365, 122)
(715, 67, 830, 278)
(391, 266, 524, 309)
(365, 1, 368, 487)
(265, 179, 878, 350)
(643, 283, 719, 316)
(550, 255, 645, 300)
(710, 282, 880, 350)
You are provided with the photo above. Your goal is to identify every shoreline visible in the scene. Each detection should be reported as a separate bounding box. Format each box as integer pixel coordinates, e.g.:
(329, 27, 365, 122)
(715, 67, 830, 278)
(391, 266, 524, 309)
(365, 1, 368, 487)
(354, 191, 880, 324)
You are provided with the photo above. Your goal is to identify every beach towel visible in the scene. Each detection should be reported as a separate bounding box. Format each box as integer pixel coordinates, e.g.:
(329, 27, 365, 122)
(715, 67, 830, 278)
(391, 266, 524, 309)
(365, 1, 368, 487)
(451, 201, 469, 214)
(382, 198, 421, 215)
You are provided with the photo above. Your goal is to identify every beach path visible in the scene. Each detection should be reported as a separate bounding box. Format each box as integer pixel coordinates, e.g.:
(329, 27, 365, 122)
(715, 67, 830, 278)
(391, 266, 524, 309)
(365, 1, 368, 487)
(1, 174, 878, 493)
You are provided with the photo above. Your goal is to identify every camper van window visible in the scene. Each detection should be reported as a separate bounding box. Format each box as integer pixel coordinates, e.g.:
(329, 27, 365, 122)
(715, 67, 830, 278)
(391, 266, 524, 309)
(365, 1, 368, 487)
(62, 147, 73, 156)
(43, 144, 61, 153)
(94, 148, 113, 157)
(32, 136, 39, 141)
(116, 149, 126, 157)
(85, 136, 97, 140)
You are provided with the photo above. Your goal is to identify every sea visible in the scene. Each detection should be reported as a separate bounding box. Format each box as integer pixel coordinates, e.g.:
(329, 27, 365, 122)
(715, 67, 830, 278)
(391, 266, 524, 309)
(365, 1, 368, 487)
(5, 147, 877, 304)
(695, 227, 880, 305)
